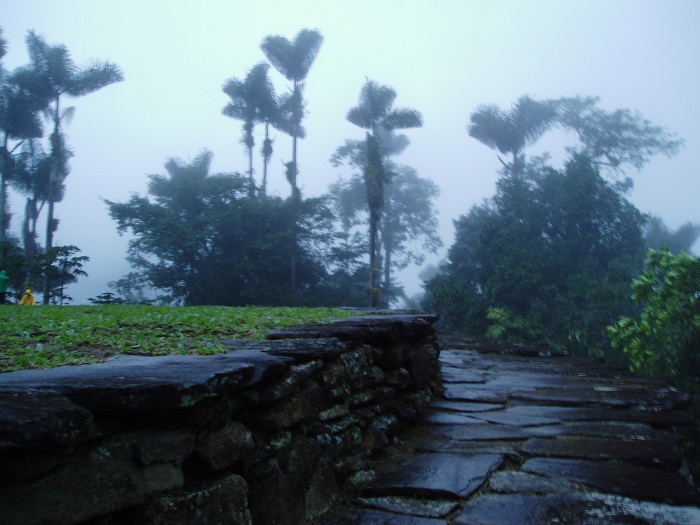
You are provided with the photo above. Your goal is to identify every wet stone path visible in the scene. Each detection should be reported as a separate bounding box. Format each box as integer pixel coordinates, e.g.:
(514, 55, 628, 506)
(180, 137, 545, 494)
(318, 340, 700, 524)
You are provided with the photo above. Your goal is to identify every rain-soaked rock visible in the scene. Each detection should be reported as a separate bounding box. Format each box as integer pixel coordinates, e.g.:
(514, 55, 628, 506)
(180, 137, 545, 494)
(521, 435, 682, 468)
(0, 352, 261, 415)
(325, 509, 446, 524)
(523, 457, 700, 504)
(255, 381, 324, 429)
(512, 385, 691, 410)
(454, 492, 700, 525)
(145, 474, 250, 525)
(366, 453, 502, 499)
(469, 409, 561, 427)
(434, 423, 557, 441)
(429, 400, 504, 412)
(416, 440, 520, 457)
(488, 469, 581, 494)
(482, 403, 694, 426)
(249, 472, 306, 525)
(426, 411, 487, 425)
(358, 496, 459, 518)
(0, 446, 183, 525)
(306, 463, 340, 521)
(443, 383, 509, 403)
(267, 313, 439, 346)
(0, 391, 95, 450)
(195, 421, 252, 470)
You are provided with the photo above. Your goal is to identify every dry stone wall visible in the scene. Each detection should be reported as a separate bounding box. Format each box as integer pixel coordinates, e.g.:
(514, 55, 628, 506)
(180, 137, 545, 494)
(0, 313, 440, 525)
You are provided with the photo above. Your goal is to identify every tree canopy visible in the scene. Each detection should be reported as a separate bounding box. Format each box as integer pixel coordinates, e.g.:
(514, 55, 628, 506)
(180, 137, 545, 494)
(424, 154, 646, 356)
(105, 151, 346, 306)
(346, 79, 423, 306)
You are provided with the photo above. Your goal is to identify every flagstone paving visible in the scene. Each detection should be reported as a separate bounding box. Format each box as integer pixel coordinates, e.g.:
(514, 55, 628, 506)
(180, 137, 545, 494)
(319, 341, 700, 524)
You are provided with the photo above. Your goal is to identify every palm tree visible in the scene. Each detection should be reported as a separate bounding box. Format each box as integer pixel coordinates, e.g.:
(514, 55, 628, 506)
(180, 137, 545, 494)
(0, 29, 48, 246)
(222, 62, 277, 197)
(468, 95, 556, 176)
(10, 139, 52, 260)
(261, 28, 322, 290)
(260, 28, 322, 197)
(346, 79, 423, 307)
(20, 31, 122, 303)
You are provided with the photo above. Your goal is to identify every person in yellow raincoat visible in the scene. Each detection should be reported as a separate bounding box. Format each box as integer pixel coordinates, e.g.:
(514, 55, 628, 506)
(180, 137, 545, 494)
(19, 289, 36, 305)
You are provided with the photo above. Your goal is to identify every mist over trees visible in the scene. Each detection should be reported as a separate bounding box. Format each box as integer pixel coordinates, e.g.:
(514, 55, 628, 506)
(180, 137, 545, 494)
(98, 29, 439, 307)
(0, 28, 120, 303)
(425, 93, 693, 360)
(0, 24, 695, 321)
(345, 79, 424, 306)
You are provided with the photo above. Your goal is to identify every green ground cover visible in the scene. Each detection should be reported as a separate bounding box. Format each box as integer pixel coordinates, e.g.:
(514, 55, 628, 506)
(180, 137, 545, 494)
(0, 305, 359, 372)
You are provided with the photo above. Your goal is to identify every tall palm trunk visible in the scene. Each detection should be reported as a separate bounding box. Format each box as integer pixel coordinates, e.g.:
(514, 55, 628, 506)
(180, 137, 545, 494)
(43, 97, 62, 304)
(261, 122, 272, 198)
(368, 208, 382, 307)
(365, 132, 385, 307)
(288, 81, 301, 291)
(0, 135, 9, 245)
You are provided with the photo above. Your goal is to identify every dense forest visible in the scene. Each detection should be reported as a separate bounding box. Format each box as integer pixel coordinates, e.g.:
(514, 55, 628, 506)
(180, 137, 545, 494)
(1, 25, 697, 383)
(1, 20, 699, 479)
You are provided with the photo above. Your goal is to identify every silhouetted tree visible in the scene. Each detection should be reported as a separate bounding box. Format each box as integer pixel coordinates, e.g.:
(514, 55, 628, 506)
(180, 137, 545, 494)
(644, 215, 699, 254)
(0, 28, 47, 246)
(554, 96, 684, 191)
(17, 31, 122, 303)
(260, 28, 322, 198)
(222, 62, 277, 197)
(105, 151, 339, 306)
(468, 95, 557, 176)
(346, 79, 423, 306)
(425, 154, 646, 357)
(261, 28, 323, 290)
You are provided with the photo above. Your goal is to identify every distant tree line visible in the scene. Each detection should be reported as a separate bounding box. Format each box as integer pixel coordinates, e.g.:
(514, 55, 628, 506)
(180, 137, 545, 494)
(104, 29, 438, 307)
(424, 93, 697, 362)
(0, 27, 122, 303)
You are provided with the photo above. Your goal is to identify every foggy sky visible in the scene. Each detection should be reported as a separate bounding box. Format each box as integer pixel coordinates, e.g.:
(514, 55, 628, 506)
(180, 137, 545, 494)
(2, 0, 699, 303)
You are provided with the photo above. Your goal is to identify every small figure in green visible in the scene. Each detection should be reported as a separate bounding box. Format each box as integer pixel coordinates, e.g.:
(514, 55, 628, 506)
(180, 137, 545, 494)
(0, 270, 9, 304)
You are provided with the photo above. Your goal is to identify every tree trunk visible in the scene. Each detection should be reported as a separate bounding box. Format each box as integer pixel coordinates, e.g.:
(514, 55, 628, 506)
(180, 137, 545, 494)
(368, 208, 380, 307)
(382, 235, 392, 306)
(0, 134, 9, 245)
(261, 122, 271, 198)
(288, 81, 301, 291)
(44, 98, 61, 304)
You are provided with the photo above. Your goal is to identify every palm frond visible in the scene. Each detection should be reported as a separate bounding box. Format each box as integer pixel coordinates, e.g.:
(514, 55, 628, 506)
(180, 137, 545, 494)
(260, 35, 294, 80)
(0, 28, 7, 61)
(512, 95, 556, 146)
(292, 28, 323, 80)
(346, 105, 372, 130)
(382, 108, 423, 130)
(468, 104, 513, 154)
(261, 29, 323, 82)
(359, 80, 396, 123)
(67, 61, 123, 97)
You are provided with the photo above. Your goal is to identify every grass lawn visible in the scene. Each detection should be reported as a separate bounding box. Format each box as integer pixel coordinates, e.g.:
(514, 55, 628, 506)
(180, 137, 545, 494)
(0, 305, 360, 373)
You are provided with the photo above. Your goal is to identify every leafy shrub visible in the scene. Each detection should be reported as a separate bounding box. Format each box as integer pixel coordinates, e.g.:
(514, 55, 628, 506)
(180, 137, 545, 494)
(608, 248, 699, 389)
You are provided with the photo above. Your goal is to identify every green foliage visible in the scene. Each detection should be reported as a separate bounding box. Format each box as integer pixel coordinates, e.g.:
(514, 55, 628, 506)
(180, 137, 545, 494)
(608, 249, 700, 388)
(88, 292, 125, 305)
(485, 307, 545, 342)
(0, 305, 360, 372)
(105, 151, 360, 307)
(425, 155, 645, 355)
